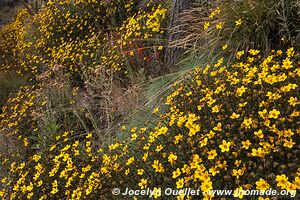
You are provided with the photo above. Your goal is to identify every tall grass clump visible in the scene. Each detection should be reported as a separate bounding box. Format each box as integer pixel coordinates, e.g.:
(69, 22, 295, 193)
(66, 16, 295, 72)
(172, 0, 300, 59)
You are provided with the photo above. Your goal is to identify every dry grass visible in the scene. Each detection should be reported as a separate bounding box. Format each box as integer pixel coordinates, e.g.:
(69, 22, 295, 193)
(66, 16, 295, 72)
(170, 0, 300, 61)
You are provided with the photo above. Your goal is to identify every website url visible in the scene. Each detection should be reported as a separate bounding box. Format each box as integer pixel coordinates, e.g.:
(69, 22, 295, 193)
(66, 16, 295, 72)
(206, 188, 296, 197)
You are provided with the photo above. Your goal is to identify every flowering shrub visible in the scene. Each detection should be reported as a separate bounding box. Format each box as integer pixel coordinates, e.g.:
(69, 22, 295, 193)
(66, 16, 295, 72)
(0, 86, 37, 137)
(0, 0, 167, 79)
(116, 4, 167, 75)
(0, 9, 31, 75)
(1, 48, 299, 199)
(1, 1, 299, 200)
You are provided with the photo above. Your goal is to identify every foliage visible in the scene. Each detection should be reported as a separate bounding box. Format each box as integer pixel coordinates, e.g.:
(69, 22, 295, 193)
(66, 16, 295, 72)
(0, 0, 167, 151)
(0, 85, 37, 136)
(0, 8, 31, 74)
(1, 48, 299, 199)
(1, 0, 300, 200)
(0, 0, 167, 79)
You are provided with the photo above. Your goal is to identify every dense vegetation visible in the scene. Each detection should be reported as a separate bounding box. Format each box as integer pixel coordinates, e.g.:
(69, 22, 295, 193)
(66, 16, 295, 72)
(0, 0, 299, 199)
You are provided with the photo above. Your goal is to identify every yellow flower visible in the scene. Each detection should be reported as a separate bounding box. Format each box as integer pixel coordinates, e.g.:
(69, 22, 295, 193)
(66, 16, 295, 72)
(174, 134, 183, 144)
(152, 160, 164, 173)
(86, 132, 92, 139)
(249, 49, 260, 55)
(176, 178, 184, 189)
(137, 169, 144, 175)
(172, 168, 181, 179)
(186, 91, 192, 96)
(153, 107, 159, 114)
(139, 127, 147, 133)
(51, 180, 58, 194)
(233, 187, 244, 199)
(156, 145, 163, 152)
(32, 155, 41, 162)
(50, 144, 56, 151)
(213, 123, 222, 131)
(256, 178, 270, 191)
(176, 193, 186, 200)
(204, 22, 210, 30)
(218, 161, 228, 170)
(131, 127, 137, 133)
(177, 116, 187, 127)
(125, 168, 130, 175)
(288, 97, 298, 106)
(216, 22, 223, 30)
(232, 168, 244, 179)
(188, 123, 201, 137)
(242, 140, 251, 149)
(235, 160, 242, 166)
(282, 58, 293, 69)
(230, 112, 240, 119)
(207, 150, 217, 160)
(211, 105, 220, 113)
(287, 47, 294, 57)
(276, 174, 289, 189)
(254, 130, 264, 139)
(239, 102, 248, 107)
(209, 167, 220, 176)
(138, 179, 147, 189)
(153, 187, 162, 198)
(251, 147, 265, 157)
(126, 157, 135, 165)
(23, 138, 29, 147)
(242, 117, 252, 129)
(201, 180, 213, 193)
(209, 11, 216, 19)
(37, 180, 43, 187)
(236, 50, 245, 59)
(199, 137, 208, 148)
(283, 129, 294, 137)
(294, 177, 300, 189)
(235, 19, 242, 26)
(222, 43, 228, 50)
(219, 140, 231, 152)
(27, 192, 33, 199)
(73, 141, 79, 148)
(283, 139, 295, 148)
(268, 109, 280, 119)
(131, 133, 137, 141)
(258, 197, 270, 200)
(168, 153, 178, 165)
(236, 86, 246, 96)
(109, 143, 120, 150)
(143, 152, 148, 162)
